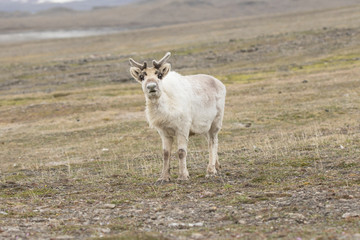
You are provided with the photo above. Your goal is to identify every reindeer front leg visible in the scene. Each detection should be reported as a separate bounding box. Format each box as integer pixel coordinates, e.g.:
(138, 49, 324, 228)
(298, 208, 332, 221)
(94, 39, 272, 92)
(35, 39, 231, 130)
(157, 134, 173, 183)
(177, 133, 190, 181)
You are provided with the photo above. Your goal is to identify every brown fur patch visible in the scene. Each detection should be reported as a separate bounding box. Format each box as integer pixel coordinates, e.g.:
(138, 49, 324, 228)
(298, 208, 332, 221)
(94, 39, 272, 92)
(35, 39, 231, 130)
(163, 150, 170, 160)
(145, 78, 158, 84)
(143, 68, 158, 79)
(178, 149, 186, 159)
(208, 77, 217, 89)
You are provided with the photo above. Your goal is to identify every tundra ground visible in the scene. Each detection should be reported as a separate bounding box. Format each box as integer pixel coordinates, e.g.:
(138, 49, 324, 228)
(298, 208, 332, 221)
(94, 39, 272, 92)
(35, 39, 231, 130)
(0, 5, 360, 240)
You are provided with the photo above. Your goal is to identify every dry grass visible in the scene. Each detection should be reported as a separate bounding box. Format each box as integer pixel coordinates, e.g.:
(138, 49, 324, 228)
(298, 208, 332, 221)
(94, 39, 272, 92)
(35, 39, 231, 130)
(0, 4, 360, 240)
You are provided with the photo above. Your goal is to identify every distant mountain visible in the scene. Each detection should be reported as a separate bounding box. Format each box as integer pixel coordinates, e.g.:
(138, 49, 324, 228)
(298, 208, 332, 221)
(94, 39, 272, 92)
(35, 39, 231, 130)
(0, 0, 359, 33)
(0, 0, 137, 13)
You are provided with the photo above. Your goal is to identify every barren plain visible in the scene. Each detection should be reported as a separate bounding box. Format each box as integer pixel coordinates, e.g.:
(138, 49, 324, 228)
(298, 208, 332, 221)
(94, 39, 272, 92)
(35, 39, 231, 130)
(0, 2, 360, 240)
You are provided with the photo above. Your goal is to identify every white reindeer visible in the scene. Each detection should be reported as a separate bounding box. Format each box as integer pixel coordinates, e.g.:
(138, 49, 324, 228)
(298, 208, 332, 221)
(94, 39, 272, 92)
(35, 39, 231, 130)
(129, 52, 226, 182)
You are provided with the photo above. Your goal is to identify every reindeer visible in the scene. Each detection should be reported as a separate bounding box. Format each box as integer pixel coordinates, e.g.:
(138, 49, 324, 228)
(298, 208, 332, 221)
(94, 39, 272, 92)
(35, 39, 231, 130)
(129, 52, 226, 182)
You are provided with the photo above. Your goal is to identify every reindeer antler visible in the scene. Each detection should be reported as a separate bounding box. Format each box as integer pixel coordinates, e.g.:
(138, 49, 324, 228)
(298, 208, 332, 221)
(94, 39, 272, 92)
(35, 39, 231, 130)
(153, 52, 171, 69)
(129, 58, 147, 70)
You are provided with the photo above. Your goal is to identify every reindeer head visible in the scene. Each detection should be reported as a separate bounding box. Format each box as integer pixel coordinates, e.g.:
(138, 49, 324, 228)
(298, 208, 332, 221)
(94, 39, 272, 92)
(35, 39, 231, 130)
(129, 52, 171, 99)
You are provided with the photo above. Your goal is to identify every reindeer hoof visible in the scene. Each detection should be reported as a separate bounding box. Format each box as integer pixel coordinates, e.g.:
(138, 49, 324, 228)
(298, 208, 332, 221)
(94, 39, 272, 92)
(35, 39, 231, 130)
(205, 166, 217, 178)
(156, 176, 171, 184)
(205, 173, 218, 178)
(206, 168, 218, 178)
(177, 175, 190, 181)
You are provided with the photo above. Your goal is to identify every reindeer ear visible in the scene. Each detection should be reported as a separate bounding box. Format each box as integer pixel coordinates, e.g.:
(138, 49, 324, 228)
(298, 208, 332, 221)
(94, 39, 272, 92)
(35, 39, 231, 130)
(130, 67, 143, 83)
(159, 63, 171, 78)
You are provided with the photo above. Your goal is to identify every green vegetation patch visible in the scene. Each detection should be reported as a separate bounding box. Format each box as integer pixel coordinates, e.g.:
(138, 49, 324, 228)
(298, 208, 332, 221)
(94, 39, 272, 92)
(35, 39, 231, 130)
(274, 106, 345, 124)
(0, 96, 49, 107)
(92, 231, 168, 240)
(291, 53, 360, 73)
(16, 186, 58, 199)
(223, 71, 275, 84)
(287, 157, 315, 168)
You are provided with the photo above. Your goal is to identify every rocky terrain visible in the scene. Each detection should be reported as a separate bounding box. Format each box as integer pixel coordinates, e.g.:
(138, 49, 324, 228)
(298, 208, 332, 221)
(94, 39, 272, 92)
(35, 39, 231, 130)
(0, 1, 360, 239)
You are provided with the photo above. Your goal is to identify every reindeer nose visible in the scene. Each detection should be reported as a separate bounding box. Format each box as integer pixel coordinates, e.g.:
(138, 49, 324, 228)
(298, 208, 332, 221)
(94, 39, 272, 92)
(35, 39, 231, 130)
(147, 83, 157, 91)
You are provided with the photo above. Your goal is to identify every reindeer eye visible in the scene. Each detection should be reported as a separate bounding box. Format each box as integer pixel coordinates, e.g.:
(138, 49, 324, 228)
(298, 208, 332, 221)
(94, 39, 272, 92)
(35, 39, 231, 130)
(158, 73, 163, 79)
(139, 75, 144, 81)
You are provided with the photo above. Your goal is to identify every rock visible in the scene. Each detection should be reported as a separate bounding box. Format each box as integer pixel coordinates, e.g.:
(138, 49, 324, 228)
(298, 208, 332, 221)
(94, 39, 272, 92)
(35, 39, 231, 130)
(236, 123, 252, 128)
(169, 222, 181, 228)
(103, 204, 116, 209)
(287, 213, 306, 223)
(342, 211, 360, 219)
(100, 228, 111, 233)
(201, 191, 215, 198)
(238, 219, 246, 224)
(207, 206, 217, 212)
(169, 222, 204, 228)
(189, 222, 204, 227)
(32, 217, 46, 222)
(4, 227, 20, 232)
(353, 233, 360, 240)
(0, 211, 8, 215)
(54, 235, 75, 239)
(191, 233, 204, 239)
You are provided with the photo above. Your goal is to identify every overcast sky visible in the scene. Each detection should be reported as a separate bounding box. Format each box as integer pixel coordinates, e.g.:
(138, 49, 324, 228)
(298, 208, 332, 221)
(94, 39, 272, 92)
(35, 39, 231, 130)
(9, 0, 86, 3)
